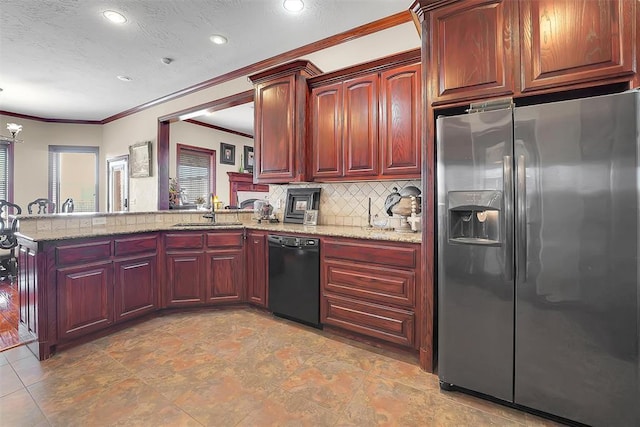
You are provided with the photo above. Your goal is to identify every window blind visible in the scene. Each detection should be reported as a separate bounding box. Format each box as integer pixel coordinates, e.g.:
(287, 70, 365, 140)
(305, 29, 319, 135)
(178, 149, 211, 203)
(0, 145, 7, 200)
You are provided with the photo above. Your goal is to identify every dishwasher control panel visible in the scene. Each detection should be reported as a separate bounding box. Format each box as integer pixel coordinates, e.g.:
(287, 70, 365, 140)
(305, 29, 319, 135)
(268, 234, 319, 248)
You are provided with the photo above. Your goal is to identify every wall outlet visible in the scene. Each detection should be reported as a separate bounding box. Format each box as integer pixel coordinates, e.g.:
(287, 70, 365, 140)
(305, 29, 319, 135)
(92, 217, 107, 226)
(276, 199, 282, 209)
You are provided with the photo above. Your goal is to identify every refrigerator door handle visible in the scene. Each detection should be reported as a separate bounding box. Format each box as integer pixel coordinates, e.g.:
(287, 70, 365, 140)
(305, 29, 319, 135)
(503, 155, 514, 281)
(516, 155, 527, 282)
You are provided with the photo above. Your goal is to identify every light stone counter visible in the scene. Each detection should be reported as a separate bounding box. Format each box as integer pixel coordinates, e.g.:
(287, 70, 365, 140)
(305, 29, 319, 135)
(15, 210, 421, 244)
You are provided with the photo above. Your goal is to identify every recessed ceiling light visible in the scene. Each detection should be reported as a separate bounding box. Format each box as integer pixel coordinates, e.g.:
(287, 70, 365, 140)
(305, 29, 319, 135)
(117, 75, 132, 82)
(103, 10, 127, 24)
(209, 34, 228, 45)
(283, 0, 304, 13)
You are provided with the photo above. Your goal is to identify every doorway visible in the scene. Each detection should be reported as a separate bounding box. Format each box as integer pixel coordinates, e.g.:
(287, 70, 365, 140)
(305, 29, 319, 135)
(107, 155, 129, 212)
(49, 146, 99, 212)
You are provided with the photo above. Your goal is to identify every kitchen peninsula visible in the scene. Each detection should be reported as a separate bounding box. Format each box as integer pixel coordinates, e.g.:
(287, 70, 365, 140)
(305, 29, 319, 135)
(15, 210, 426, 371)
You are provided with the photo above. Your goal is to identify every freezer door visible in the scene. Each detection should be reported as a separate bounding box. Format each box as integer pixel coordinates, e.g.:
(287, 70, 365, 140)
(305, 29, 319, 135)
(514, 91, 640, 427)
(437, 108, 515, 401)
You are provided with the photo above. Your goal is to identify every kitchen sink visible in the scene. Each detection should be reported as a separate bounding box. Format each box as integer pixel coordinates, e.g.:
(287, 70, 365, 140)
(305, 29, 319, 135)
(172, 222, 242, 227)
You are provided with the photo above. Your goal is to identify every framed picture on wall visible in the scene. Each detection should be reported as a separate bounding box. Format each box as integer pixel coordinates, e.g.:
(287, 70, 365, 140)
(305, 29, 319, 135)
(220, 142, 235, 165)
(243, 146, 254, 173)
(129, 141, 152, 178)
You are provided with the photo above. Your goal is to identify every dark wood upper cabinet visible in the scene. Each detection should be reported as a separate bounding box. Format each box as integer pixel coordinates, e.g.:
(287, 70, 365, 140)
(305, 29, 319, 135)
(430, 0, 516, 105)
(250, 61, 322, 184)
(310, 82, 344, 179)
(425, 0, 636, 105)
(308, 49, 422, 181)
(520, 0, 635, 92)
(343, 74, 379, 178)
(380, 63, 422, 177)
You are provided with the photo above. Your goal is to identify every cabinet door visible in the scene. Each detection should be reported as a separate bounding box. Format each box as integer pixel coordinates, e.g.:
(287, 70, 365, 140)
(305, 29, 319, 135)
(205, 249, 243, 303)
(380, 63, 421, 177)
(520, 0, 634, 92)
(254, 75, 297, 182)
(114, 255, 157, 322)
(343, 74, 379, 178)
(311, 82, 344, 179)
(165, 252, 205, 306)
(57, 261, 113, 340)
(430, 0, 516, 104)
(246, 232, 267, 307)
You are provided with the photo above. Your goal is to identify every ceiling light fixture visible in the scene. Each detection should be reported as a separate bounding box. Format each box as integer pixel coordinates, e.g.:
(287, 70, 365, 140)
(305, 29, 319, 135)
(117, 75, 132, 82)
(103, 10, 127, 24)
(0, 123, 24, 144)
(283, 0, 304, 13)
(209, 34, 228, 45)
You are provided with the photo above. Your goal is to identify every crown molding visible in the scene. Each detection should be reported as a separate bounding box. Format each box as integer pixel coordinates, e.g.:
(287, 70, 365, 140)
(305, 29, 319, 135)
(0, 110, 101, 125)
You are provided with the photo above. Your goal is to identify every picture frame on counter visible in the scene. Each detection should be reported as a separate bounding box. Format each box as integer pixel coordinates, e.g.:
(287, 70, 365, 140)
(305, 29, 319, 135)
(220, 142, 235, 165)
(284, 188, 321, 223)
(303, 209, 318, 226)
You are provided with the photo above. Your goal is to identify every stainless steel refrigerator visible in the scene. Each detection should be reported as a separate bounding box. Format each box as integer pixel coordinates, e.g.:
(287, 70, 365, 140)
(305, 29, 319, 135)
(436, 90, 639, 427)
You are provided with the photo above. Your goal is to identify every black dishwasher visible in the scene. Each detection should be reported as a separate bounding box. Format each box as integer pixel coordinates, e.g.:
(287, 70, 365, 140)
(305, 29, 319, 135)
(268, 234, 321, 328)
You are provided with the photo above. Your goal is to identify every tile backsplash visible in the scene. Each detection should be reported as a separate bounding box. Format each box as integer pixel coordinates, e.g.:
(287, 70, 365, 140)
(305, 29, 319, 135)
(267, 180, 422, 228)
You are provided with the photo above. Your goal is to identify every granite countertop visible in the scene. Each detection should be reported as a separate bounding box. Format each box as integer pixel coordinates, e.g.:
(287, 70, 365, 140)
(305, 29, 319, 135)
(16, 221, 422, 244)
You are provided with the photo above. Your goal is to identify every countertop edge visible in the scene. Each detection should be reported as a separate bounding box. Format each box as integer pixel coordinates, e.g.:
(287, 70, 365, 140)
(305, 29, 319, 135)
(16, 223, 422, 244)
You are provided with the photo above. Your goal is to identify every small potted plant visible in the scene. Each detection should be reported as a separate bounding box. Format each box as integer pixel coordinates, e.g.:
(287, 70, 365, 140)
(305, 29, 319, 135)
(195, 195, 206, 210)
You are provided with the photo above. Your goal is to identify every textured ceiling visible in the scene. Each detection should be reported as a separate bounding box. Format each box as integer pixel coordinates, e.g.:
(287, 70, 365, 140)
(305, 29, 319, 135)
(0, 0, 414, 125)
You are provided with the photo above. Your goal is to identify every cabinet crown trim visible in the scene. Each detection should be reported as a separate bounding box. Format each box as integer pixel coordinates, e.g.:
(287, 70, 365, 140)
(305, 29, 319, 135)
(308, 49, 421, 88)
(249, 60, 322, 84)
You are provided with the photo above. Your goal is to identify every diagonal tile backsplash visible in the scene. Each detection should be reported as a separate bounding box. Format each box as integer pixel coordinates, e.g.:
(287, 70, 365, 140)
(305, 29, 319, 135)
(267, 179, 422, 228)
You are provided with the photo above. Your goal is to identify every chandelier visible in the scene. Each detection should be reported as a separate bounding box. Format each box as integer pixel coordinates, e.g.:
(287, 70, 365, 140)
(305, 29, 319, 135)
(0, 123, 23, 144)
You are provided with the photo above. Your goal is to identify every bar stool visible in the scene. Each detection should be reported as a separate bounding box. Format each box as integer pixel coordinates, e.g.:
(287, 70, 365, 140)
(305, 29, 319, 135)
(27, 198, 56, 214)
(0, 200, 22, 280)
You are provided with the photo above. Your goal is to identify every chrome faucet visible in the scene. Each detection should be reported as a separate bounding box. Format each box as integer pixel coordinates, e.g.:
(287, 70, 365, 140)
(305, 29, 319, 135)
(203, 193, 216, 223)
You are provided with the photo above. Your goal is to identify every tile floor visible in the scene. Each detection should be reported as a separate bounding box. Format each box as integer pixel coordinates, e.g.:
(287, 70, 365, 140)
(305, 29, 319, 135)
(0, 308, 565, 426)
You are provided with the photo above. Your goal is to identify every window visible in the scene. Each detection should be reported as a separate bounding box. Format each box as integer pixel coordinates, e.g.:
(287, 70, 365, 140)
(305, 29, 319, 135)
(0, 144, 9, 200)
(49, 145, 99, 212)
(177, 144, 216, 204)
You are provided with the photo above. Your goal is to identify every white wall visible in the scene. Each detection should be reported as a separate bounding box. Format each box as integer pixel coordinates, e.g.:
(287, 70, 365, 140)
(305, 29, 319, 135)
(0, 115, 102, 211)
(170, 120, 253, 206)
(101, 76, 251, 211)
(2, 22, 420, 213)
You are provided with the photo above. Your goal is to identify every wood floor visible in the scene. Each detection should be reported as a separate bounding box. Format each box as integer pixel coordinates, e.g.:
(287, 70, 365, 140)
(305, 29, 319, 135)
(0, 308, 565, 426)
(0, 279, 33, 351)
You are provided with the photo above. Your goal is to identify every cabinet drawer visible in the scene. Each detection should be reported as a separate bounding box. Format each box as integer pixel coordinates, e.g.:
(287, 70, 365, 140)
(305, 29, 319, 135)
(323, 260, 415, 308)
(114, 235, 158, 257)
(323, 238, 417, 269)
(206, 231, 243, 248)
(164, 233, 204, 250)
(322, 294, 415, 348)
(56, 240, 112, 266)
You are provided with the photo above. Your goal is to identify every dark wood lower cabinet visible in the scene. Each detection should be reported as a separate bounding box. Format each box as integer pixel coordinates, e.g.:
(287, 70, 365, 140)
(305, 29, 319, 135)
(165, 252, 205, 306)
(246, 231, 268, 307)
(205, 249, 243, 303)
(56, 261, 113, 340)
(18, 229, 425, 366)
(321, 237, 421, 350)
(114, 255, 157, 321)
(323, 294, 415, 347)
